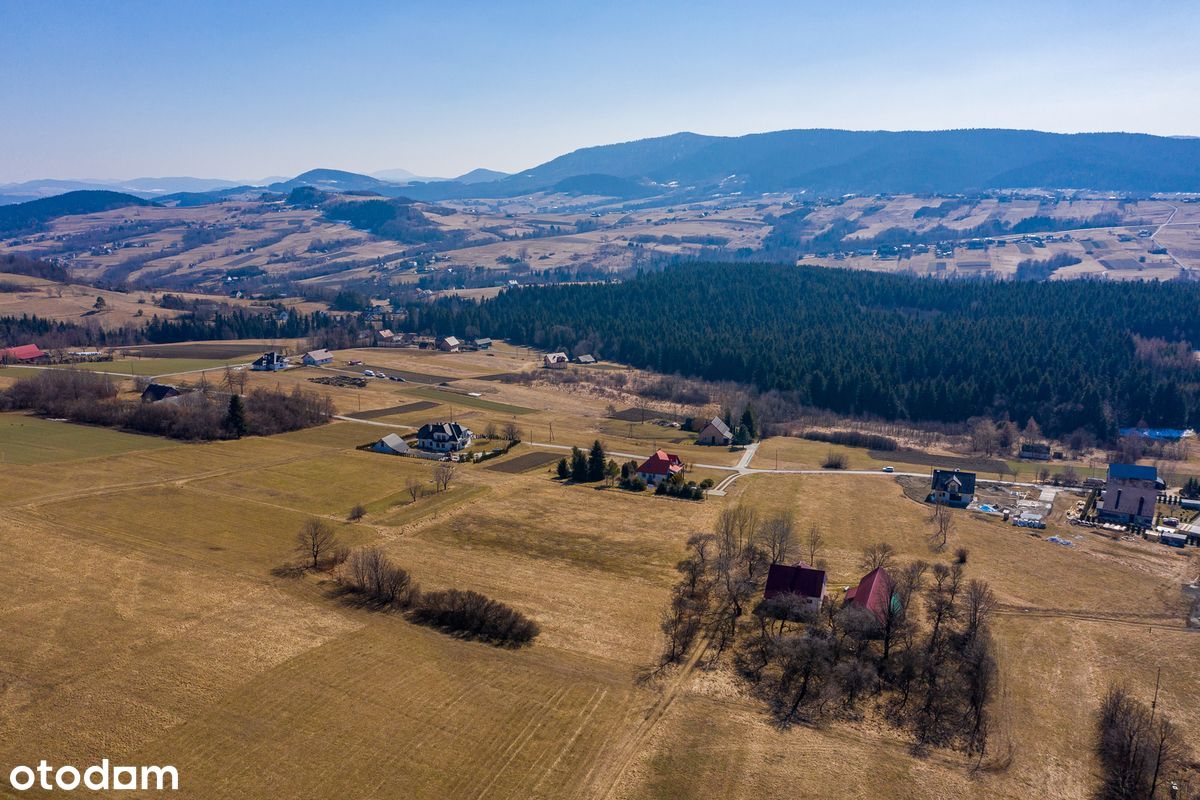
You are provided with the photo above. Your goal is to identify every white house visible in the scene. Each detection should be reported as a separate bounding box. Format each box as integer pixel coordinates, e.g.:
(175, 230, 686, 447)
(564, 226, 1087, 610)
(416, 422, 473, 452)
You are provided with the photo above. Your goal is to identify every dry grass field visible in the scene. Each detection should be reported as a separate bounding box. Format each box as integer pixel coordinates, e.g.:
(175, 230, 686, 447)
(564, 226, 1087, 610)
(0, 350, 1197, 798)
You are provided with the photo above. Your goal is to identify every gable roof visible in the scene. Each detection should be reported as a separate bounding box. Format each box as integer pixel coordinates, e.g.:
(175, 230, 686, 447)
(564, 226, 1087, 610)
(704, 416, 733, 438)
(764, 562, 827, 600)
(141, 383, 181, 402)
(1108, 463, 1158, 482)
(376, 329, 395, 339)
(1, 344, 46, 361)
(304, 348, 333, 361)
(373, 433, 410, 453)
(931, 469, 976, 494)
(638, 449, 684, 475)
(576, 354, 596, 364)
(440, 336, 461, 346)
(845, 567, 894, 621)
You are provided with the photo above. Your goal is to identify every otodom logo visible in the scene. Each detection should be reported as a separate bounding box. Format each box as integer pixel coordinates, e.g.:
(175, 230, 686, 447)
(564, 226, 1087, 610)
(7, 760, 178, 792)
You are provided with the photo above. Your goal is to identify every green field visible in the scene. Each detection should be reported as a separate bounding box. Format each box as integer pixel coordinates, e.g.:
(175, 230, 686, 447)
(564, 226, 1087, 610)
(0, 413, 178, 464)
(400, 385, 536, 415)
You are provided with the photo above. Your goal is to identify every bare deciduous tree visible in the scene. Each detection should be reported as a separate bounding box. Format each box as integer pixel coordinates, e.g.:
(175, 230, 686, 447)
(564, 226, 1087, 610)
(806, 523, 825, 567)
(433, 462, 456, 493)
(296, 517, 337, 569)
(406, 476, 422, 503)
(860, 541, 896, 572)
(930, 502, 955, 551)
(762, 511, 795, 565)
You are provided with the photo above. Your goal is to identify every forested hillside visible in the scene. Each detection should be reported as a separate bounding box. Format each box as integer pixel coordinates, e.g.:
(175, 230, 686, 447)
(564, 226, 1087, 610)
(0, 190, 153, 236)
(403, 264, 1200, 436)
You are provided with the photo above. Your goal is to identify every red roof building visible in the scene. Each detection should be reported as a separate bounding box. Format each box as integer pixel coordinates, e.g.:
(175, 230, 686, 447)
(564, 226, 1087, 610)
(763, 562, 827, 612)
(845, 567, 894, 622)
(1, 344, 47, 363)
(636, 449, 684, 485)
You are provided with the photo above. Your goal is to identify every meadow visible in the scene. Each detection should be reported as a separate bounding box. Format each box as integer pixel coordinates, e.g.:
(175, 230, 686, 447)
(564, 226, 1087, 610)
(0, 348, 1196, 799)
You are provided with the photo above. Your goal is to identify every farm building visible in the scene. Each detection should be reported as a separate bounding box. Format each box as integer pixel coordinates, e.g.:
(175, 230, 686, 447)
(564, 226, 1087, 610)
(302, 349, 333, 366)
(845, 567, 895, 622)
(140, 383, 182, 403)
(929, 469, 976, 508)
(696, 416, 733, 446)
(1019, 442, 1051, 461)
(416, 422, 473, 452)
(1118, 428, 1194, 442)
(368, 433, 411, 456)
(251, 352, 289, 371)
(0, 343, 48, 364)
(544, 352, 569, 368)
(764, 562, 827, 613)
(374, 329, 395, 343)
(437, 336, 461, 352)
(575, 354, 596, 364)
(1097, 463, 1163, 527)
(472, 338, 493, 349)
(637, 449, 685, 485)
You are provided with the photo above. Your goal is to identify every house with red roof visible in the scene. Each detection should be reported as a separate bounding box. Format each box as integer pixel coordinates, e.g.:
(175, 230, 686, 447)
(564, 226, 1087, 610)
(1, 343, 48, 364)
(636, 449, 684, 485)
(845, 567, 895, 622)
(763, 562, 827, 613)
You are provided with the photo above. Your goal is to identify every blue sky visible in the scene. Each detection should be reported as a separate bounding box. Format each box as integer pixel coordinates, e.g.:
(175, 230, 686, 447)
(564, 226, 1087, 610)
(1, 0, 1196, 182)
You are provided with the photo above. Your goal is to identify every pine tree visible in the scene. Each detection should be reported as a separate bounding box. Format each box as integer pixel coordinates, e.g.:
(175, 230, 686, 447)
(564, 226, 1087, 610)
(225, 394, 248, 438)
(556, 457, 570, 480)
(570, 447, 589, 482)
(587, 440, 606, 482)
(741, 404, 759, 440)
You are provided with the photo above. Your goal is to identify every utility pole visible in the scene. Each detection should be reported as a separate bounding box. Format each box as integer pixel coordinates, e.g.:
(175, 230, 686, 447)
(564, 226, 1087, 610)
(1151, 666, 1162, 722)
(548, 422, 553, 443)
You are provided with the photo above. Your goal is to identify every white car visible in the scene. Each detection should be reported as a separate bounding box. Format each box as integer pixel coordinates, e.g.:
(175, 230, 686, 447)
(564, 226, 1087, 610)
(882, 466, 894, 473)
(363, 369, 376, 377)
(376, 372, 387, 379)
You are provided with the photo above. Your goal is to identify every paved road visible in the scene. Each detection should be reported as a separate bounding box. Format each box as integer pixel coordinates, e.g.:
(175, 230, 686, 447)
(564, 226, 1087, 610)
(10, 361, 254, 381)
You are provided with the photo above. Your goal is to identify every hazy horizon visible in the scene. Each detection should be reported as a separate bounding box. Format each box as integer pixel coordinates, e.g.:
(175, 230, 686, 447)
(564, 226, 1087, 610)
(2, 0, 1197, 183)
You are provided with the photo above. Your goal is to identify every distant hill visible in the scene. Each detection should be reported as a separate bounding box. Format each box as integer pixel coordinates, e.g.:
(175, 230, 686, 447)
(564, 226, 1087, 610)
(268, 169, 397, 194)
(405, 129, 1200, 200)
(454, 168, 509, 184)
(552, 173, 654, 198)
(370, 167, 448, 184)
(0, 190, 154, 236)
(0, 176, 242, 199)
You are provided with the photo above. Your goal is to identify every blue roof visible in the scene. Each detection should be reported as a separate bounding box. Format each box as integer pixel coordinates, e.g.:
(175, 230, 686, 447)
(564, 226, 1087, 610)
(1108, 463, 1157, 481)
(1119, 427, 1188, 441)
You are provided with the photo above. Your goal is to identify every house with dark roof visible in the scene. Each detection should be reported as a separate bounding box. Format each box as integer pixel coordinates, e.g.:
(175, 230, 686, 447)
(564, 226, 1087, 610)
(251, 352, 289, 371)
(140, 383, 182, 403)
(636, 449, 685, 485)
(696, 416, 733, 446)
(929, 469, 976, 508)
(1098, 463, 1162, 527)
(845, 567, 895, 622)
(368, 433, 411, 456)
(1, 343, 48, 363)
(1019, 442, 1051, 461)
(764, 562, 827, 613)
(302, 349, 333, 366)
(416, 422, 473, 452)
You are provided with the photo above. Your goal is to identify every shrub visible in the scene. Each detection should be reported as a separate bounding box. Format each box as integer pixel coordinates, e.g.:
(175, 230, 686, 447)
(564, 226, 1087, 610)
(801, 430, 897, 451)
(348, 504, 366, 521)
(821, 451, 847, 469)
(343, 547, 419, 608)
(412, 589, 540, 645)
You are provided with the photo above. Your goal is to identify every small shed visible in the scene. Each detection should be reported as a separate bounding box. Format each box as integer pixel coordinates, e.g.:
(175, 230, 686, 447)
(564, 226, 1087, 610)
(369, 433, 411, 456)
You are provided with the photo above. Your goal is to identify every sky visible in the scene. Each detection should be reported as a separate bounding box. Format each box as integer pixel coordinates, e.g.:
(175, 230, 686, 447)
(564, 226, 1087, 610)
(1, 0, 1198, 183)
